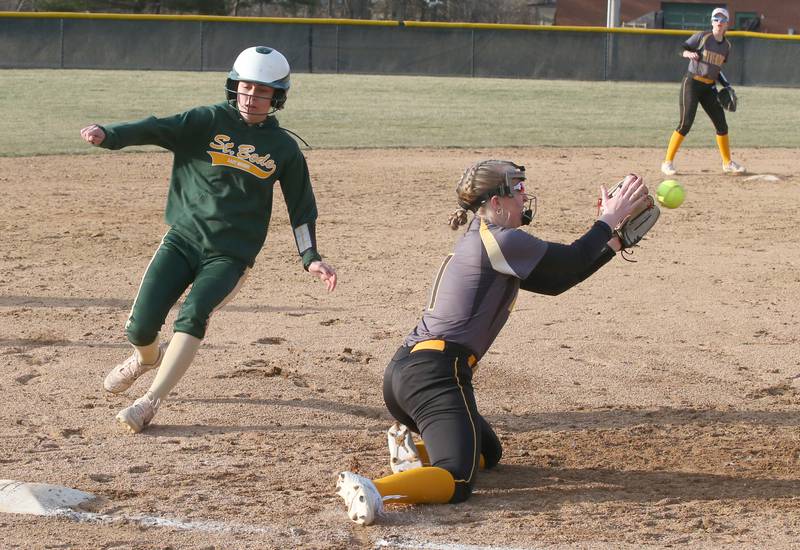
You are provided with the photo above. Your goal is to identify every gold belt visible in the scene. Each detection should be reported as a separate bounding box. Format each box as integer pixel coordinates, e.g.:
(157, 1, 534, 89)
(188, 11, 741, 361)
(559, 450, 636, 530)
(410, 339, 478, 368)
(692, 75, 715, 84)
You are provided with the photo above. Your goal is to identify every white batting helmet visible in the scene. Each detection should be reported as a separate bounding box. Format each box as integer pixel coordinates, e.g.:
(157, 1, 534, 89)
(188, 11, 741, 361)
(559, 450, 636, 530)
(225, 46, 291, 110)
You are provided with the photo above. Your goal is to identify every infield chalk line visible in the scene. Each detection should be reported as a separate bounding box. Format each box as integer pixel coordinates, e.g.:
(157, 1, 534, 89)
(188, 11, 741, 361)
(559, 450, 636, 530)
(376, 538, 540, 550)
(1, 480, 285, 536)
(56, 510, 540, 550)
(55, 510, 539, 549)
(49, 508, 282, 536)
(3, 480, 538, 548)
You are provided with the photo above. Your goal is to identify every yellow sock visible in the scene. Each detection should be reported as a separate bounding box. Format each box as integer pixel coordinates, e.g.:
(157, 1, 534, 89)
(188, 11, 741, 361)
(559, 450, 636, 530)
(716, 134, 731, 164)
(373, 466, 455, 504)
(665, 131, 684, 162)
(415, 442, 486, 469)
(147, 332, 201, 401)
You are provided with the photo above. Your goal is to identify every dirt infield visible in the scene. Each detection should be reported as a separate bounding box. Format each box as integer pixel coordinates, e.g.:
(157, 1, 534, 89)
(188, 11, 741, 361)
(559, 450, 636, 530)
(1, 147, 799, 549)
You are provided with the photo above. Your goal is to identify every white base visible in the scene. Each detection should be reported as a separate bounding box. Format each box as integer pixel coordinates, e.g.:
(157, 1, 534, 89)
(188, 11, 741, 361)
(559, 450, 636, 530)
(0, 480, 97, 515)
(744, 174, 781, 182)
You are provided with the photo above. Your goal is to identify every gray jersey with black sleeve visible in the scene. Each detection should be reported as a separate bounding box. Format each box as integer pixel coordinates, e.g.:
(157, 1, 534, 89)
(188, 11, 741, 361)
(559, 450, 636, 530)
(405, 217, 548, 360)
(684, 31, 731, 82)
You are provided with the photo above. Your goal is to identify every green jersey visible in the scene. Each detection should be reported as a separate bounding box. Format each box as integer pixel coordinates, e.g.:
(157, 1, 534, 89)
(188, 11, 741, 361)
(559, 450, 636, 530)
(99, 102, 320, 267)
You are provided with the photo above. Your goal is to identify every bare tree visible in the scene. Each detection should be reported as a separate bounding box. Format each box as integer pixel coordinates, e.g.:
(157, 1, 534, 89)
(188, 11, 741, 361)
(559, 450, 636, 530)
(342, 0, 370, 19)
(14, 0, 553, 23)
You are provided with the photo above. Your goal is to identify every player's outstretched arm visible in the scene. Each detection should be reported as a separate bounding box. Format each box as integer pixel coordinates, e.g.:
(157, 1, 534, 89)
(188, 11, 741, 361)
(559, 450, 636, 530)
(309, 260, 337, 292)
(80, 124, 106, 146)
(520, 173, 650, 295)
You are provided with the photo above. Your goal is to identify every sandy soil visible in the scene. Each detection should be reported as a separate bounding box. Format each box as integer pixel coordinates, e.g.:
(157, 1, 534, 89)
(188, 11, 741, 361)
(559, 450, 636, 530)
(1, 147, 799, 549)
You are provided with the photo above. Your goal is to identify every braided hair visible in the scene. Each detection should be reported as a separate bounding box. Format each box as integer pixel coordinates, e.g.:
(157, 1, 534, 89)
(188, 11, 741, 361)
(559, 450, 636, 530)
(448, 160, 522, 230)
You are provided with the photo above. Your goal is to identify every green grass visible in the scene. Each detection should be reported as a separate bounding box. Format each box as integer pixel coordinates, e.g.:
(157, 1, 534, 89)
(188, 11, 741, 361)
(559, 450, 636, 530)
(1, 69, 799, 156)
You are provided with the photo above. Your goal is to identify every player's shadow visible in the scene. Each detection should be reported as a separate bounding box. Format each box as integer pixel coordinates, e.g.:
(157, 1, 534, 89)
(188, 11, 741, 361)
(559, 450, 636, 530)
(0, 338, 283, 351)
(145, 396, 392, 437)
(0, 294, 343, 314)
(141, 401, 800, 437)
(178, 396, 389, 420)
(486, 406, 800, 432)
(376, 464, 800, 526)
(469, 463, 800, 511)
(143, 422, 377, 437)
(0, 338, 132, 350)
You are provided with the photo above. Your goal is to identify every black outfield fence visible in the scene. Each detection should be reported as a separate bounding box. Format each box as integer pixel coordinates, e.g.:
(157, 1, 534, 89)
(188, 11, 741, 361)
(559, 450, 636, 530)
(2, 12, 799, 86)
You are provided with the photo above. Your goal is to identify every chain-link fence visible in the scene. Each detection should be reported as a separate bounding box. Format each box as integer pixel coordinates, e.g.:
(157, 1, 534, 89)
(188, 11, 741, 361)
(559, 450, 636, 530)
(2, 13, 799, 86)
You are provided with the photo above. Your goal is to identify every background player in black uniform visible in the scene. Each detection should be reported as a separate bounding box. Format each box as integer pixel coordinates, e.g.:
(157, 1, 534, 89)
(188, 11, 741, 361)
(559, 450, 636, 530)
(80, 46, 337, 433)
(336, 160, 650, 525)
(662, 7, 745, 176)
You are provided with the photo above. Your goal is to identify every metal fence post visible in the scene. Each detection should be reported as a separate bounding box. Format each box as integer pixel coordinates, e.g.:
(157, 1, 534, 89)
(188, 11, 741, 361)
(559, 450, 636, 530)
(471, 28, 475, 78)
(59, 17, 65, 69)
(199, 21, 205, 71)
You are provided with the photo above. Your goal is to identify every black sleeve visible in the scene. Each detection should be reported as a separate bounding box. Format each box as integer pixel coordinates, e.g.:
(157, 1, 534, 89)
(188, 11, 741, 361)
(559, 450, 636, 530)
(717, 71, 730, 87)
(520, 221, 615, 296)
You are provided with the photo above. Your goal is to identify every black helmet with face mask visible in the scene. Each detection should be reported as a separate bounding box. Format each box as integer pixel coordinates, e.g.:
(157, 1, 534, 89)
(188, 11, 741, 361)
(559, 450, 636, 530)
(459, 160, 536, 225)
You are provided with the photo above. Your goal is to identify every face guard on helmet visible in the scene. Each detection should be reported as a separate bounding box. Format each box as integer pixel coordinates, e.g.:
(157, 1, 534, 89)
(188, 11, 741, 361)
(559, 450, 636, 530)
(225, 46, 291, 116)
(459, 160, 537, 225)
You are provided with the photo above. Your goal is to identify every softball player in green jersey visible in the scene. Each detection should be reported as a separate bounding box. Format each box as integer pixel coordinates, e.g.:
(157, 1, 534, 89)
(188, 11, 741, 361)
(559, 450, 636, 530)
(336, 160, 650, 525)
(80, 46, 337, 434)
(662, 7, 745, 176)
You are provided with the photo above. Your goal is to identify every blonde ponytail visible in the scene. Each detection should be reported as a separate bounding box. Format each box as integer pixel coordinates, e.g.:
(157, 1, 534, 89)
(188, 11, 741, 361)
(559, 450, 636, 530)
(447, 207, 469, 230)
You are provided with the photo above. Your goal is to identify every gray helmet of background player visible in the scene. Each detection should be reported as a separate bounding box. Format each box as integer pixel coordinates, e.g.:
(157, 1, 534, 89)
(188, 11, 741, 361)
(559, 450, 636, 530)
(449, 160, 535, 230)
(225, 46, 291, 115)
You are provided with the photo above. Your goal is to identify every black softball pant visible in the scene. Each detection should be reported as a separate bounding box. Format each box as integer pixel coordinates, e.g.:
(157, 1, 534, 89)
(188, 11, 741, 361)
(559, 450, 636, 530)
(676, 74, 728, 136)
(383, 344, 502, 503)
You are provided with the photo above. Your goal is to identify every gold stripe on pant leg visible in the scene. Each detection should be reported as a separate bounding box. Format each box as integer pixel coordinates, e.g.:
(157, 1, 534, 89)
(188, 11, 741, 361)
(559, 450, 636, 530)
(451, 357, 479, 485)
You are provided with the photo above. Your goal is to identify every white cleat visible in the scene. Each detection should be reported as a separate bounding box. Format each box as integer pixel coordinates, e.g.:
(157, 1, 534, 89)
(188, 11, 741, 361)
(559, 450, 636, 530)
(104, 348, 163, 394)
(336, 471, 384, 526)
(723, 160, 746, 174)
(661, 161, 677, 176)
(116, 392, 160, 434)
(387, 422, 423, 474)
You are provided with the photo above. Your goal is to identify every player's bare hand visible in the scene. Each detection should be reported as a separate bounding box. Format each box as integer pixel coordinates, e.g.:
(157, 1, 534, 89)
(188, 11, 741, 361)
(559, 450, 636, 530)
(309, 260, 337, 292)
(598, 173, 649, 229)
(80, 124, 106, 146)
(683, 51, 700, 61)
